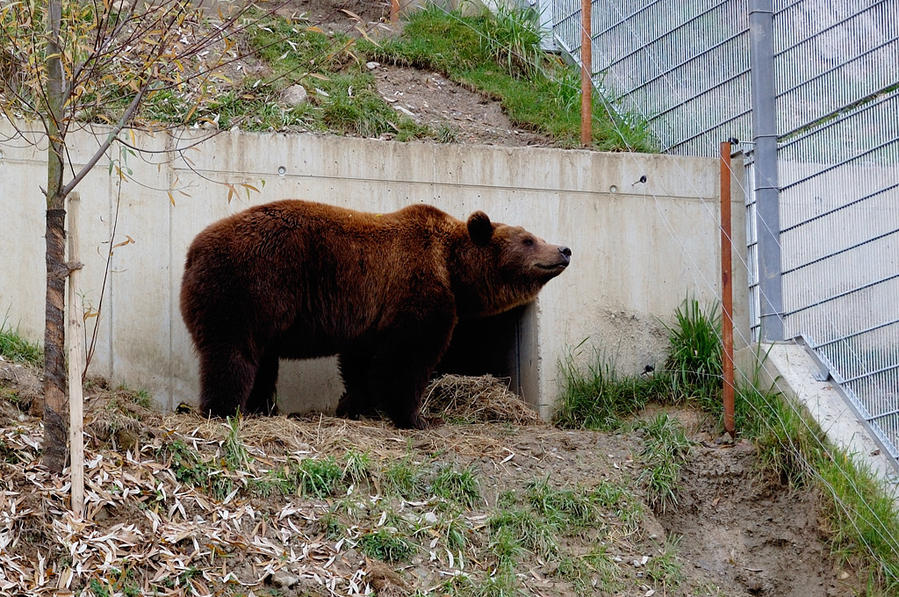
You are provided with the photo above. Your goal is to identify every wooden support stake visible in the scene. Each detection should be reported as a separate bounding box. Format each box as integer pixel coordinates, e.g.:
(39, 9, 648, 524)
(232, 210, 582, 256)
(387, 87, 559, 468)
(390, 0, 399, 23)
(720, 142, 735, 438)
(580, 0, 592, 146)
(67, 192, 85, 517)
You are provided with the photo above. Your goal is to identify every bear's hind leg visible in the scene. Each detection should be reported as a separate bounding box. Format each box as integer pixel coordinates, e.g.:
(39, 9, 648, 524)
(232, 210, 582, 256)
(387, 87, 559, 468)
(198, 347, 257, 417)
(245, 348, 279, 415)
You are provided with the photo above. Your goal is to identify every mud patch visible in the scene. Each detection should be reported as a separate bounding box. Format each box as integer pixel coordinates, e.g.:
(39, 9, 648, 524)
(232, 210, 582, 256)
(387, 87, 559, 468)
(659, 439, 855, 596)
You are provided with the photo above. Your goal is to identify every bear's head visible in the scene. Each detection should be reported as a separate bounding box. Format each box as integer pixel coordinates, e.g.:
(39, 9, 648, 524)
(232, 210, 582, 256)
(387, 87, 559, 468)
(457, 211, 571, 318)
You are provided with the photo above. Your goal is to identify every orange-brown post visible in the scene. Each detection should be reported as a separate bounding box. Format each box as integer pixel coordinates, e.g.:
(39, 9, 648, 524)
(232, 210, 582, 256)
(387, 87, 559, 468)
(580, 0, 592, 146)
(390, 0, 399, 23)
(720, 141, 735, 438)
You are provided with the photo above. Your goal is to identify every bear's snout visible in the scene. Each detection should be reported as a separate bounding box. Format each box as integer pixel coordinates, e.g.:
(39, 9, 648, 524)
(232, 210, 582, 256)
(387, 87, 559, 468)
(559, 246, 572, 264)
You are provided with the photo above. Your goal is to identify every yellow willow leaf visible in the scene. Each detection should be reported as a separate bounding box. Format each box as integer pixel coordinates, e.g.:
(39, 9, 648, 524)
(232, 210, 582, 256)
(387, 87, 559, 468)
(354, 25, 381, 47)
(183, 101, 199, 123)
(306, 26, 324, 33)
(173, 59, 183, 72)
(226, 184, 235, 204)
(83, 310, 99, 321)
(112, 235, 135, 249)
(308, 73, 330, 81)
(168, 191, 175, 206)
(338, 8, 362, 21)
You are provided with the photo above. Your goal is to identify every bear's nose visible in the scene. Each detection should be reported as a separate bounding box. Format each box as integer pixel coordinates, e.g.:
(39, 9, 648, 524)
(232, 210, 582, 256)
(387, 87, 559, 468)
(559, 246, 572, 262)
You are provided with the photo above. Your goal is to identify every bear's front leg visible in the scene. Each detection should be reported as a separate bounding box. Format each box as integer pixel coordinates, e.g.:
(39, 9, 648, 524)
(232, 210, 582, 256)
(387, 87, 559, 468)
(367, 312, 455, 430)
(244, 347, 280, 415)
(336, 350, 379, 419)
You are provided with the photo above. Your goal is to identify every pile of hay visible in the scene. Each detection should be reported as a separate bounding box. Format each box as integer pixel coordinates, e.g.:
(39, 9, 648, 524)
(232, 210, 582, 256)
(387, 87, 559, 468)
(421, 374, 540, 425)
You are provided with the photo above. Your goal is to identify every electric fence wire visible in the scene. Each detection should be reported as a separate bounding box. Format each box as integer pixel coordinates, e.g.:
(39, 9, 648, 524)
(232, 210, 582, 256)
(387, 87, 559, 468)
(418, 0, 899, 580)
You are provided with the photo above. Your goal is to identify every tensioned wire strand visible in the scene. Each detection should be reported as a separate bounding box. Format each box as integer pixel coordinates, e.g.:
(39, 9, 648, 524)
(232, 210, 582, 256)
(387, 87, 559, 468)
(594, 0, 899, 567)
(415, 0, 899, 573)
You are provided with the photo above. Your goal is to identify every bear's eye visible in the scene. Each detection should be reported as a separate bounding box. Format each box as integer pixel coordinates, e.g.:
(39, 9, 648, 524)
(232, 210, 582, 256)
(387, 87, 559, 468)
(522, 237, 535, 247)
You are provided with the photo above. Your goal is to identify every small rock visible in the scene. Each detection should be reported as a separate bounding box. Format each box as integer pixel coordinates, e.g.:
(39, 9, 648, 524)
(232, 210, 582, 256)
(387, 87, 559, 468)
(280, 84, 308, 107)
(366, 61, 380, 70)
(271, 570, 299, 589)
(715, 432, 735, 445)
(421, 512, 438, 525)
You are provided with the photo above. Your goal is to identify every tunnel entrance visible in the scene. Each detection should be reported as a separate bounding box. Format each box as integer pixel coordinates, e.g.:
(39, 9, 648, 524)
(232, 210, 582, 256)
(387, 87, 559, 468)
(436, 304, 535, 400)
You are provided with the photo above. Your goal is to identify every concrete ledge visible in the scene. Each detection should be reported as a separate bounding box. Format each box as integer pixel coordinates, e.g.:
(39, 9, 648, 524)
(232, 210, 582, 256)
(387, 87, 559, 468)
(745, 342, 899, 503)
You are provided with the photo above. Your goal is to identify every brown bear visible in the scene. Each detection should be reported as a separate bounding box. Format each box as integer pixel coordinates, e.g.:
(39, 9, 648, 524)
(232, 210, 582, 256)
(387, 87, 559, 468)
(179, 200, 570, 428)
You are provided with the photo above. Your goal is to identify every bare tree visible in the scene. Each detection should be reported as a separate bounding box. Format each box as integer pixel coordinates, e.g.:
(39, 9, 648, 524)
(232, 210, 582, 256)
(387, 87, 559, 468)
(0, 0, 269, 473)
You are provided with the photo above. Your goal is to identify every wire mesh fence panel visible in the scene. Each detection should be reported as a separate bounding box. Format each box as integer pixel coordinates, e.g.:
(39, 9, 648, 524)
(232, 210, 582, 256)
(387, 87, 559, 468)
(550, 0, 899, 467)
(552, 0, 752, 156)
(779, 81, 899, 461)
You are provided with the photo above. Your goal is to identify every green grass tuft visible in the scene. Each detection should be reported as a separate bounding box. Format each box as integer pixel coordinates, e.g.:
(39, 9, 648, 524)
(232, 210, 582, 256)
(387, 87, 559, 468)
(637, 414, 692, 512)
(553, 349, 665, 430)
(431, 465, 481, 508)
(383, 456, 426, 498)
(0, 322, 43, 366)
(646, 535, 686, 591)
(525, 478, 600, 528)
(223, 416, 251, 471)
(554, 545, 622, 594)
(663, 298, 722, 408)
(488, 507, 557, 559)
(360, 528, 415, 562)
(342, 449, 372, 487)
(297, 456, 343, 497)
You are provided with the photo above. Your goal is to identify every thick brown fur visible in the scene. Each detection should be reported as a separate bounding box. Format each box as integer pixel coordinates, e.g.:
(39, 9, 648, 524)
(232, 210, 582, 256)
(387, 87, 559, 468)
(179, 200, 570, 429)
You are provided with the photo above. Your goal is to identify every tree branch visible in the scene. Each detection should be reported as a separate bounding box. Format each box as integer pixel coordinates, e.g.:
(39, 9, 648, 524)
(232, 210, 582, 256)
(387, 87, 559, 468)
(60, 83, 146, 197)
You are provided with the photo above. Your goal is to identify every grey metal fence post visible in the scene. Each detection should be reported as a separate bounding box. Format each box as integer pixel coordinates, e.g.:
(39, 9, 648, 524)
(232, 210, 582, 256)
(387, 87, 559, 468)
(749, 0, 783, 341)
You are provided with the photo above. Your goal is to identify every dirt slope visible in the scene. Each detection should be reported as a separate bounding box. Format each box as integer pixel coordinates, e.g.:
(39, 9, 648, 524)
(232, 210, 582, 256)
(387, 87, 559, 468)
(0, 360, 865, 596)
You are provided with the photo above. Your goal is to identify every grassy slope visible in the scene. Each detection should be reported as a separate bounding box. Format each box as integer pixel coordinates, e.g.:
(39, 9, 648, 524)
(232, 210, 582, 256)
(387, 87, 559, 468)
(363, 5, 655, 151)
(554, 298, 899, 593)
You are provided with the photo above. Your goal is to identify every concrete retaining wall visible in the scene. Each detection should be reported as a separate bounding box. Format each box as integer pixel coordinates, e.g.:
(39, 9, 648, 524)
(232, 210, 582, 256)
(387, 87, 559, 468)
(0, 120, 749, 419)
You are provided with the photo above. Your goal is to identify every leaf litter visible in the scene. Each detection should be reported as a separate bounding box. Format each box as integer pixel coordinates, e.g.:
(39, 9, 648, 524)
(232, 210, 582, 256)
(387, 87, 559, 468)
(0, 363, 868, 596)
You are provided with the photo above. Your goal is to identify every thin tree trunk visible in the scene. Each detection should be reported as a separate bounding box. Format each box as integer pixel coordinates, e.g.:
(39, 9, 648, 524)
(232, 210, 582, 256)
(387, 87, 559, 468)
(42, 0, 68, 474)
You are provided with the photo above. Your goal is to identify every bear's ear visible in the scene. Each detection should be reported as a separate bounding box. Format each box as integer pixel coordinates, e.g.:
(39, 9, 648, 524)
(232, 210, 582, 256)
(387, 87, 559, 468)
(467, 211, 493, 246)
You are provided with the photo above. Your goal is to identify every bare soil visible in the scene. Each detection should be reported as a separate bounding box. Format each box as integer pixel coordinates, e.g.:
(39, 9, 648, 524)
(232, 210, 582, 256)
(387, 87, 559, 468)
(273, 0, 394, 32)
(0, 360, 866, 596)
(207, 0, 556, 147)
(371, 65, 554, 147)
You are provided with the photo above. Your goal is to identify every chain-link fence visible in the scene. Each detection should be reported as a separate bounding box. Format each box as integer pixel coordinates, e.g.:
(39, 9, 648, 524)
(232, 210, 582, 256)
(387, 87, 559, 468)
(550, 0, 899, 468)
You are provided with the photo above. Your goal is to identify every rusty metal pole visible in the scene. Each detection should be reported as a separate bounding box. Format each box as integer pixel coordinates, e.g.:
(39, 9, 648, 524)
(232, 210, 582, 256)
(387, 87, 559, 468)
(580, 0, 592, 146)
(390, 0, 399, 23)
(720, 141, 735, 438)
